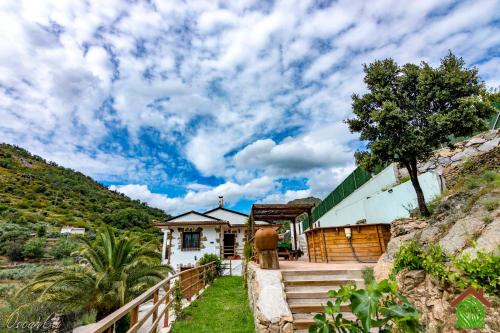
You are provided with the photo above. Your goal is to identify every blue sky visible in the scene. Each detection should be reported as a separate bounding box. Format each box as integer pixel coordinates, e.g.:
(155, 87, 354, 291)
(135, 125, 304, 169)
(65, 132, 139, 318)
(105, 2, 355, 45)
(0, 0, 499, 215)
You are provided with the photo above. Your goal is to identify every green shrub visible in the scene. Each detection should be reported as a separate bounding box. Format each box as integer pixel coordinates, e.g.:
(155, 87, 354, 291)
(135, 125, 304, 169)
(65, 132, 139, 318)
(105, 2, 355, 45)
(399, 175, 411, 183)
(484, 199, 499, 212)
(481, 170, 496, 182)
(103, 208, 151, 229)
(50, 237, 78, 259)
(0, 160, 13, 169)
(392, 240, 424, 274)
(483, 215, 493, 224)
(4, 241, 25, 261)
(309, 279, 424, 333)
(361, 266, 375, 284)
(36, 224, 47, 237)
(392, 241, 450, 282)
(172, 279, 183, 319)
(198, 253, 222, 281)
(421, 244, 448, 282)
(22, 237, 46, 259)
(393, 241, 499, 296)
(454, 249, 500, 295)
(243, 241, 253, 262)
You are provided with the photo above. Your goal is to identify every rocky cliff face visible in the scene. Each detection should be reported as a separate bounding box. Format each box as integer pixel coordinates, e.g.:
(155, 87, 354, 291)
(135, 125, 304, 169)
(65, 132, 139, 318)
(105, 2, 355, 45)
(374, 131, 499, 333)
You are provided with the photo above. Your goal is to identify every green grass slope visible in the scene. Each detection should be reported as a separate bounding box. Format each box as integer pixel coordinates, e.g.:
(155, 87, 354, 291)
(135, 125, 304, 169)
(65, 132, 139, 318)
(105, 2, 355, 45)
(171, 276, 255, 333)
(0, 143, 170, 233)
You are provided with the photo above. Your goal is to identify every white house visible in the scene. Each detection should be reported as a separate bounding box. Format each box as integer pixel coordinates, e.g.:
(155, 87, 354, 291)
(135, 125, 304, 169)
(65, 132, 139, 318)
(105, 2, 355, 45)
(60, 226, 86, 235)
(156, 197, 268, 272)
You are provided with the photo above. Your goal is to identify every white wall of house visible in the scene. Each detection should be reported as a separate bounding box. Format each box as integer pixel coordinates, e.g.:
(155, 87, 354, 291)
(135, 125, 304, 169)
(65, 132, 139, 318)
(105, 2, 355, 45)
(206, 209, 247, 224)
(161, 225, 223, 271)
(170, 212, 218, 222)
(159, 207, 250, 272)
(313, 167, 442, 228)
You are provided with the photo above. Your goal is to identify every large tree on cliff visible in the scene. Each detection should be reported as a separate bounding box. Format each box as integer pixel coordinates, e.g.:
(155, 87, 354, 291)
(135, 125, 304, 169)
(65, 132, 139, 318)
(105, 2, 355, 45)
(346, 52, 494, 215)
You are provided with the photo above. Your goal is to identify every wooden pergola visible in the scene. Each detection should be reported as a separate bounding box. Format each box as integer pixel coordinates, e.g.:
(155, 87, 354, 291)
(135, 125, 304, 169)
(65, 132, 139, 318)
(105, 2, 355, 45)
(249, 203, 315, 252)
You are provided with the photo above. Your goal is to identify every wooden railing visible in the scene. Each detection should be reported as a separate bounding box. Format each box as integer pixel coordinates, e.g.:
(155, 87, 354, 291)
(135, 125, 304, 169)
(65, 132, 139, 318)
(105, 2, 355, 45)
(80, 262, 217, 333)
(223, 245, 243, 258)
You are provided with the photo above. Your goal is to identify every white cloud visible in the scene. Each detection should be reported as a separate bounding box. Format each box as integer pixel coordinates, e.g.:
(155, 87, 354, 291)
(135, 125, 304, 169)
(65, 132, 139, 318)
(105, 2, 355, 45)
(110, 176, 275, 214)
(1, 0, 498, 212)
(234, 122, 356, 176)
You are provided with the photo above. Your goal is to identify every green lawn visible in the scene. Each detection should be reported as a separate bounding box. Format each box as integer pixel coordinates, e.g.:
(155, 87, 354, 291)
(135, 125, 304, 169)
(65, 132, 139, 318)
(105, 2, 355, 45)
(170, 276, 255, 333)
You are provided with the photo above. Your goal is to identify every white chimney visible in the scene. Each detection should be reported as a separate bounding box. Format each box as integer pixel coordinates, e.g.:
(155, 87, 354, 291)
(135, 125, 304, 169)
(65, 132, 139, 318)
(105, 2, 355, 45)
(218, 195, 224, 208)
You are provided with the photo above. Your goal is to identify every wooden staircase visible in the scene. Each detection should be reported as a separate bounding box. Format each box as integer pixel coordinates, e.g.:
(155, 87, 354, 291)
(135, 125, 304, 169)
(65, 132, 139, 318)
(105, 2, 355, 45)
(283, 269, 364, 333)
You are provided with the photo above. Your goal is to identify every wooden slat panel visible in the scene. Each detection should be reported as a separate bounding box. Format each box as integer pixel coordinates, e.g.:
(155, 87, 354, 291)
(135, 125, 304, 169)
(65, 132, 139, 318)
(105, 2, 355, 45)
(307, 224, 391, 263)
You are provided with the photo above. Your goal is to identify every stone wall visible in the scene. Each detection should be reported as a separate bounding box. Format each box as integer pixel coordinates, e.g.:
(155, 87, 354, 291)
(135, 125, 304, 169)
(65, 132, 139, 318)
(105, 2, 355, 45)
(246, 263, 293, 333)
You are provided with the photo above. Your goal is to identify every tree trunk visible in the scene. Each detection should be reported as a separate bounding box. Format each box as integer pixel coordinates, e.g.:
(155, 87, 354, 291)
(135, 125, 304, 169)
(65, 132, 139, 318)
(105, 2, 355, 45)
(404, 159, 430, 216)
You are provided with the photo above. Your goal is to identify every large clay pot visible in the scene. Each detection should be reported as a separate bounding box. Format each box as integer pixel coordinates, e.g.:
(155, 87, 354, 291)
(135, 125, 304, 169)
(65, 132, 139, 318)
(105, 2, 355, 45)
(254, 227, 278, 251)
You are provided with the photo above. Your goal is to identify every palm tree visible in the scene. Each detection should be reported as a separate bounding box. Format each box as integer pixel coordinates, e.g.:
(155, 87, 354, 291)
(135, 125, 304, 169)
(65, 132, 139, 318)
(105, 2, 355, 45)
(21, 226, 172, 321)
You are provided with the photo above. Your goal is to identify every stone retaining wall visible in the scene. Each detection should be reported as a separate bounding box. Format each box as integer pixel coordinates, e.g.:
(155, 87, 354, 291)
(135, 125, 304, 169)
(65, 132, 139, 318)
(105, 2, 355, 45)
(246, 263, 293, 333)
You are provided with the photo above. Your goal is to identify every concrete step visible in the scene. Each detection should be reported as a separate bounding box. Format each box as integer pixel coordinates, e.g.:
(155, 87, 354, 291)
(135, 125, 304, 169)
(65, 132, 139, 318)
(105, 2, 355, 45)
(292, 313, 356, 330)
(282, 269, 363, 279)
(293, 318, 315, 330)
(285, 285, 341, 293)
(289, 303, 350, 314)
(286, 291, 330, 299)
(283, 274, 356, 281)
(284, 279, 362, 288)
(287, 297, 334, 305)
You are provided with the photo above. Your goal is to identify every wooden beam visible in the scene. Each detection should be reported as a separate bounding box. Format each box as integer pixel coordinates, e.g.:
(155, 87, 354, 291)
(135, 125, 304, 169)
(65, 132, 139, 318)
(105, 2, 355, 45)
(249, 212, 255, 239)
(312, 230, 317, 262)
(292, 219, 298, 251)
(252, 203, 315, 209)
(321, 228, 328, 263)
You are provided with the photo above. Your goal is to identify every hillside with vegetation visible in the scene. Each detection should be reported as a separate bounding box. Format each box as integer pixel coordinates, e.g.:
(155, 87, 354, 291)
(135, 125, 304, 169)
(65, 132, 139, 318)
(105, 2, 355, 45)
(0, 143, 170, 261)
(0, 144, 172, 326)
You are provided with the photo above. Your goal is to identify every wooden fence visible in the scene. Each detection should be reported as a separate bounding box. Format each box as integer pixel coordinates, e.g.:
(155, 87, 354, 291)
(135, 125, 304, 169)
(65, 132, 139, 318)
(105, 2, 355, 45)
(80, 262, 217, 333)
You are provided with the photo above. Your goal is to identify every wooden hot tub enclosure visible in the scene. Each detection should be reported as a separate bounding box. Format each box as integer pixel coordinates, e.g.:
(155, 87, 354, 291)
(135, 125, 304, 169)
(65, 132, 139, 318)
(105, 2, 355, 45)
(305, 223, 391, 263)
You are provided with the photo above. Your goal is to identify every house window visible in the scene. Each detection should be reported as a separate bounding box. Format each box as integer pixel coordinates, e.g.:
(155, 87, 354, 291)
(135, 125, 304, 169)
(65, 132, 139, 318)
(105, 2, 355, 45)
(182, 232, 200, 250)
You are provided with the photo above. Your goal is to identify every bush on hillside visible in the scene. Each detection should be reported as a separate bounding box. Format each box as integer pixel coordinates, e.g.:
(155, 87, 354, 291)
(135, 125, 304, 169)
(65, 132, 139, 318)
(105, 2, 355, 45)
(0, 223, 31, 260)
(392, 241, 499, 295)
(22, 237, 46, 259)
(103, 208, 152, 229)
(50, 237, 79, 259)
(4, 241, 25, 261)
